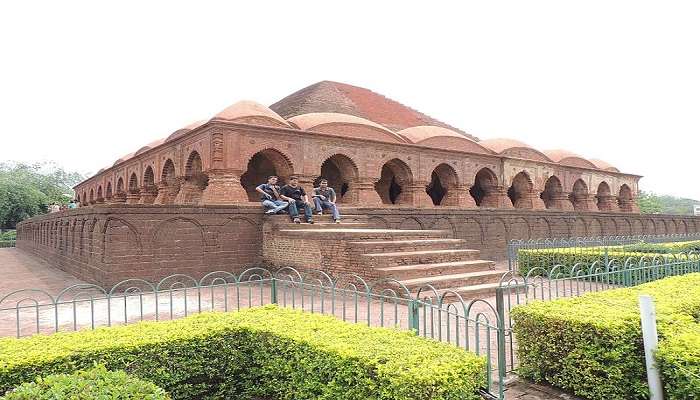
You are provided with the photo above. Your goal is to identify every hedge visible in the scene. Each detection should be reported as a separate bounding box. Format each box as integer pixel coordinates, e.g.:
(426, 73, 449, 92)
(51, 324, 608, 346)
(1, 365, 170, 400)
(511, 273, 700, 399)
(516, 241, 700, 276)
(656, 324, 700, 399)
(0, 305, 485, 400)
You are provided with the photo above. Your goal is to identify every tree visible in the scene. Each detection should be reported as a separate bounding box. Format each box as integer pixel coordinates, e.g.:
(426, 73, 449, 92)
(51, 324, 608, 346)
(637, 191, 663, 214)
(0, 162, 84, 228)
(637, 190, 699, 215)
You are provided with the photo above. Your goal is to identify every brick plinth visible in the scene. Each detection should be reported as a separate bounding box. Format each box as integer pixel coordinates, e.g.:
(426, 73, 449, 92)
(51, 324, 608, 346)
(201, 170, 249, 204)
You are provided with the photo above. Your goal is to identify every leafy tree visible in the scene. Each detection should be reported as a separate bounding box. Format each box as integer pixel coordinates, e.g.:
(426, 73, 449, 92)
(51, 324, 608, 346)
(637, 190, 700, 215)
(0, 162, 84, 228)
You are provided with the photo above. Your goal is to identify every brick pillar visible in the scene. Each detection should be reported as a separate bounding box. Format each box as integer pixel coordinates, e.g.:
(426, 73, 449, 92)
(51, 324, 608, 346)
(174, 180, 204, 205)
(482, 185, 513, 209)
(619, 197, 640, 213)
(572, 194, 596, 212)
(597, 195, 620, 212)
(411, 181, 434, 207)
(201, 170, 249, 204)
(95, 196, 105, 205)
(139, 186, 158, 204)
(125, 190, 141, 205)
(112, 192, 127, 204)
(355, 177, 383, 207)
(550, 192, 575, 211)
(444, 184, 477, 208)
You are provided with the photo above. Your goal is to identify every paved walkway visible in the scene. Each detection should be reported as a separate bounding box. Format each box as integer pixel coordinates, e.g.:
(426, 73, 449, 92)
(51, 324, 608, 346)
(1, 248, 582, 399)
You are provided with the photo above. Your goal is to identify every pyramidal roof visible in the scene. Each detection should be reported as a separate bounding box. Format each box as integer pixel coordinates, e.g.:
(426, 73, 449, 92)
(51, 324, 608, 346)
(270, 81, 478, 141)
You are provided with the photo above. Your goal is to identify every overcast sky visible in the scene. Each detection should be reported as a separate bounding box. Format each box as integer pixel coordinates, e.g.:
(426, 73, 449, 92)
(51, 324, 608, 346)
(1, 1, 698, 199)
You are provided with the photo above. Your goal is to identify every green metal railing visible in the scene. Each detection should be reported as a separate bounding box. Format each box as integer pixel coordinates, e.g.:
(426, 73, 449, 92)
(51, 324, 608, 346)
(0, 240, 16, 248)
(2, 254, 699, 399)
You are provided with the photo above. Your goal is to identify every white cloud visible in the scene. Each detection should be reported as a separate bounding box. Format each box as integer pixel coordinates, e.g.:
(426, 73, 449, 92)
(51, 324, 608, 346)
(1, 0, 698, 199)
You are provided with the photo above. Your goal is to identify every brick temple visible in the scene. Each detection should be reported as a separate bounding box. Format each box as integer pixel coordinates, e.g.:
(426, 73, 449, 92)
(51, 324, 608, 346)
(16, 81, 700, 296)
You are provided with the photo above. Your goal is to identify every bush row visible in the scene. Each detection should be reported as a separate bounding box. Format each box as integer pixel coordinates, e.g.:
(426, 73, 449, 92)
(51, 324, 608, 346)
(1, 366, 170, 400)
(622, 240, 700, 254)
(0, 305, 485, 400)
(511, 273, 700, 399)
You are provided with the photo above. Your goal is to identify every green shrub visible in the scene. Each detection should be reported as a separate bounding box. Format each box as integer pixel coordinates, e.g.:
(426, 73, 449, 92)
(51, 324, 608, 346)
(0, 231, 15, 241)
(656, 324, 700, 399)
(516, 247, 667, 276)
(511, 273, 700, 400)
(1, 365, 170, 399)
(0, 305, 485, 400)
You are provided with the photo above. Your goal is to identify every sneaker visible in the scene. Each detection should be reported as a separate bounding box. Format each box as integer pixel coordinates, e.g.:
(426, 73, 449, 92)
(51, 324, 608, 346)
(265, 209, 276, 215)
(317, 211, 323, 215)
(293, 218, 301, 224)
(307, 219, 314, 224)
(334, 219, 341, 224)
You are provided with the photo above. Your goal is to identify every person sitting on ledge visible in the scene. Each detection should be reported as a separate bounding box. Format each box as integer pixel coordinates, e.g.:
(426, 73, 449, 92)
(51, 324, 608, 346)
(312, 178, 341, 223)
(279, 176, 314, 224)
(255, 175, 288, 215)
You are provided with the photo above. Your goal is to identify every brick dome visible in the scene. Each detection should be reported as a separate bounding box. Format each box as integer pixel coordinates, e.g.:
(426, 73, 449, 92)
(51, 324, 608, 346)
(166, 120, 206, 142)
(543, 149, 597, 169)
(590, 158, 620, 172)
(397, 126, 492, 155)
(288, 112, 408, 143)
(211, 100, 290, 128)
(113, 152, 135, 166)
(135, 138, 166, 156)
(479, 138, 552, 162)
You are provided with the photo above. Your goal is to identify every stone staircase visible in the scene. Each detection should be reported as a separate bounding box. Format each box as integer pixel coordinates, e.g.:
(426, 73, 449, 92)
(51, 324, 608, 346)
(264, 214, 502, 301)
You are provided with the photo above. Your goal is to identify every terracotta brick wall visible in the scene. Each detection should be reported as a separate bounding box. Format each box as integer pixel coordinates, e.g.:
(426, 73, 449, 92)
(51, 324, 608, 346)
(16, 206, 700, 287)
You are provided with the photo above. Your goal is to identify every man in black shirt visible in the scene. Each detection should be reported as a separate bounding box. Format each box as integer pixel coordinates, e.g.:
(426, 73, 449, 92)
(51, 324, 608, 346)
(279, 176, 314, 224)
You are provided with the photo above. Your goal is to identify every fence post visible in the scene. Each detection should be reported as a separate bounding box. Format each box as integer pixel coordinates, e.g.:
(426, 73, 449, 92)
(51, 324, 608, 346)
(495, 287, 507, 400)
(407, 300, 420, 333)
(639, 295, 664, 400)
(270, 278, 278, 304)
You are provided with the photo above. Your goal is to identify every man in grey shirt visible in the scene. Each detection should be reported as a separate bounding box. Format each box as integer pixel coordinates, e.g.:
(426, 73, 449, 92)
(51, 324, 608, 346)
(312, 179, 341, 223)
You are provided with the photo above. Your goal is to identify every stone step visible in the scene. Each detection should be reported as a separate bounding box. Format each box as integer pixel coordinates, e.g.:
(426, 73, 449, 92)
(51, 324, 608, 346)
(438, 282, 524, 302)
(401, 270, 504, 291)
(361, 249, 481, 267)
(276, 228, 450, 241)
(349, 238, 467, 253)
(376, 260, 495, 280)
(281, 222, 369, 230)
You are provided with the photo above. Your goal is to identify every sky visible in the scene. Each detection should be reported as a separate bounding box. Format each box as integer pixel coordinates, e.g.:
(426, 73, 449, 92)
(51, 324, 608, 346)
(1, 1, 699, 199)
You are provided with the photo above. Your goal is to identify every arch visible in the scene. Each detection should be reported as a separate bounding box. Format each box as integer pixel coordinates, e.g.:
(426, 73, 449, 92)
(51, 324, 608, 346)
(161, 159, 176, 183)
(153, 218, 205, 276)
(596, 181, 612, 211)
(375, 158, 413, 205)
(105, 182, 113, 200)
(315, 154, 359, 204)
(139, 165, 157, 204)
(176, 151, 209, 205)
(89, 188, 94, 204)
(116, 177, 124, 194)
(240, 148, 295, 202)
(470, 167, 500, 207)
(398, 217, 424, 230)
(618, 184, 634, 212)
(143, 166, 155, 188)
(426, 163, 459, 206)
(96, 185, 103, 201)
(569, 179, 590, 211)
(128, 172, 139, 193)
(157, 159, 179, 205)
(508, 171, 534, 209)
(540, 176, 564, 210)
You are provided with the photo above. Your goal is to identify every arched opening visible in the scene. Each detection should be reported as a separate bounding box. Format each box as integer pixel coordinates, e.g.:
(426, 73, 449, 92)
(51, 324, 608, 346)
(427, 163, 459, 206)
(540, 176, 564, 209)
(116, 177, 124, 194)
(89, 189, 94, 204)
(375, 159, 413, 205)
(508, 172, 534, 209)
(569, 179, 590, 211)
(240, 148, 294, 202)
(128, 173, 139, 194)
(82, 191, 87, 206)
(97, 185, 103, 201)
(470, 168, 499, 207)
(105, 182, 113, 200)
(596, 181, 612, 211)
(618, 184, 634, 212)
(176, 151, 209, 205)
(158, 159, 179, 205)
(141, 166, 157, 204)
(314, 154, 359, 204)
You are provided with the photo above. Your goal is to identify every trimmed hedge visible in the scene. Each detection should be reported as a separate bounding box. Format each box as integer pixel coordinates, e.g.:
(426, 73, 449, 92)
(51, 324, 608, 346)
(511, 273, 700, 399)
(0, 305, 485, 400)
(1, 365, 170, 400)
(656, 324, 700, 399)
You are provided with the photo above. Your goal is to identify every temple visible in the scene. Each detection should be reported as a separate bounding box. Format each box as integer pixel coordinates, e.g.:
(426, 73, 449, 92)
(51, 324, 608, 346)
(72, 81, 640, 213)
(17, 81, 697, 293)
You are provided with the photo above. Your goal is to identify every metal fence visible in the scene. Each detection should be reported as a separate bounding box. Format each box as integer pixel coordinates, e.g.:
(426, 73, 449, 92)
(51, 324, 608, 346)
(2, 255, 700, 399)
(507, 233, 700, 272)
